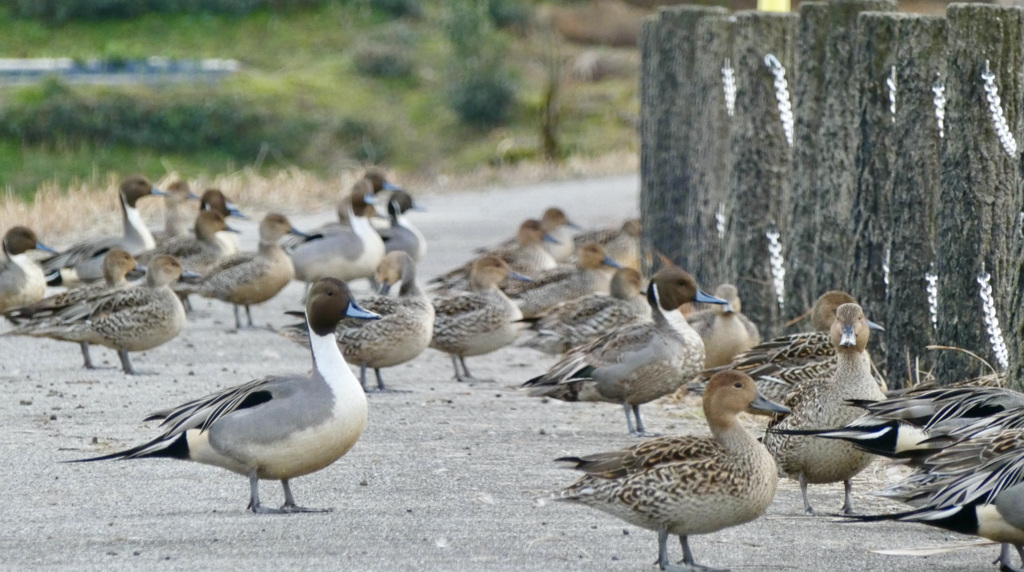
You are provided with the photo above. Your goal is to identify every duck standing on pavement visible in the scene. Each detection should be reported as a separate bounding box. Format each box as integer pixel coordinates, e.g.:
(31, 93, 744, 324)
(0, 226, 57, 313)
(554, 371, 788, 571)
(69, 277, 380, 514)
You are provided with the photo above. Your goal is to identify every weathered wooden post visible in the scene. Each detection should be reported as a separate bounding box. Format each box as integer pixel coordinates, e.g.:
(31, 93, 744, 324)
(847, 13, 900, 375)
(725, 11, 798, 338)
(639, 6, 729, 279)
(936, 4, 1024, 384)
(786, 2, 829, 317)
(813, 0, 896, 298)
(884, 15, 946, 388)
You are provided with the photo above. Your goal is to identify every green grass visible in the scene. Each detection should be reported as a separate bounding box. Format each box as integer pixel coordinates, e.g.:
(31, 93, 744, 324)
(0, 2, 640, 199)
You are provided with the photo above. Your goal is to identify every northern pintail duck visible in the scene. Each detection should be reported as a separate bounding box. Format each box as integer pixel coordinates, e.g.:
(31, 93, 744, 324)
(487, 208, 580, 263)
(523, 267, 727, 436)
(852, 410, 1024, 571)
(573, 218, 642, 271)
(430, 256, 530, 383)
(520, 267, 650, 355)
(154, 180, 199, 242)
(5, 248, 139, 369)
(5, 255, 187, 374)
(554, 371, 789, 571)
(200, 188, 246, 256)
(282, 252, 434, 392)
(430, 219, 558, 295)
(290, 179, 385, 283)
(71, 278, 380, 514)
(335, 167, 400, 227)
(139, 211, 236, 275)
(179, 213, 304, 329)
(41, 176, 165, 284)
(377, 190, 427, 262)
(762, 303, 886, 515)
(690, 290, 883, 403)
(512, 242, 621, 319)
(0, 226, 57, 313)
(688, 284, 761, 369)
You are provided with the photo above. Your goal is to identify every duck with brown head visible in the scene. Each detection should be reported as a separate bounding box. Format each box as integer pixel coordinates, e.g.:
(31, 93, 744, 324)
(523, 266, 728, 436)
(377, 190, 427, 262)
(511, 242, 622, 318)
(68, 277, 380, 514)
(687, 283, 761, 369)
(41, 176, 166, 285)
(139, 211, 237, 275)
(572, 218, 642, 271)
(0, 226, 57, 313)
(763, 302, 887, 516)
(155, 180, 200, 242)
(555, 370, 789, 571)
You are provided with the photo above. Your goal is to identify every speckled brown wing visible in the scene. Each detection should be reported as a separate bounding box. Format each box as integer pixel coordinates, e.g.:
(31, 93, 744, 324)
(686, 309, 717, 339)
(562, 436, 726, 479)
(504, 263, 575, 297)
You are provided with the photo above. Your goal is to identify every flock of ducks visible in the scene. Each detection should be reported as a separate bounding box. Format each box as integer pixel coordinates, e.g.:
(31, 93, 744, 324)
(2, 170, 1023, 571)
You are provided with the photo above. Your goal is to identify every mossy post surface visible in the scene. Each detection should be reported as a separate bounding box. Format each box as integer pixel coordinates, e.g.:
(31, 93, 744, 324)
(885, 15, 946, 388)
(937, 4, 1024, 384)
(786, 2, 829, 318)
(725, 11, 798, 338)
(638, 5, 728, 276)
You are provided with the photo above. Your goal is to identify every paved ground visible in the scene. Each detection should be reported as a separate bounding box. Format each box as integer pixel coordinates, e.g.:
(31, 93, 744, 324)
(0, 174, 1007, 571)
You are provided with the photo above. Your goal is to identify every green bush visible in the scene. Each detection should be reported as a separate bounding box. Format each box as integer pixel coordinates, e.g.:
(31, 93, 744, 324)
(0, 0, 335, 21)
(352, 41, 415, 79)
(448, 64, 517, 128)
(487, 0, 530, 31)
(361, 0, 421, 19)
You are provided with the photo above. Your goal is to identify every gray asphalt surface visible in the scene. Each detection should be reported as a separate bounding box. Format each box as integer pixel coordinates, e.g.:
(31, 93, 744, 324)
(0, 174, 1006, 571)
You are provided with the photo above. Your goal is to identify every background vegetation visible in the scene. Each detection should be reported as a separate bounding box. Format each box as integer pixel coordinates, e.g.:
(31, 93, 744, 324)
(0, 0, 641, 199)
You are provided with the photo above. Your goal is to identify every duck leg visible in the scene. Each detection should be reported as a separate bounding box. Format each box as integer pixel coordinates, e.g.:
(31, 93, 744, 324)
(657, 531, 722, 572)
(245, 305, 255, 328)
(457, 356, 493, 383)
(450, 355, 465, 382)
(80, 342, 95, 369)
(632, 404, 659, 437)
(246, 470, 285, 514)
(799, 473, 816, 516)
(679, 535, 726, 571)
(358, 365, 370, 391)
(280, 479, 331, 513)
(841, 479, 856, 515)
(233, 305, 244, 330)
(117, 349, 137, 376)
(994, 543, 1024, 572)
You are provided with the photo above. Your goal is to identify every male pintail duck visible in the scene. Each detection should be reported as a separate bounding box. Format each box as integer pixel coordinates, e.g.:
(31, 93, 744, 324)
(762, 303, 887, 515)
(377, 190, 427, 262)
(335, 167, 401, 227)
(69, 278, 380, 514)
(200, 188, 246, 256)
(5, 255, 187, 375)
(554, 371, 789, 571)
(139, 211, 237, 275)
(154, 180, 200, 242)
(512, 242, 622, 319)
(689, 290, 883, 403)
(687, 284, 761, 369)
(178, 213, 305, 329)
(0, 226, 57, 313)
(5, 249, 139, 369)
(573, 218, 642, 271)
(430, 256, 530, 383)
(851, 412, 1024, 572)
(520, 267, 650, 355)
(430, 219, 558, 295)
(290, 179, 385, 283)
(282, 252, 434, 392)
(41, 176, 166, 284)
(523, 266, 727, 436)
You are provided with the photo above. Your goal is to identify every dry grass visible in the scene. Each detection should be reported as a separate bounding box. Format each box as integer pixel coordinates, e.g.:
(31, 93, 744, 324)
(0, 150, 639, 246)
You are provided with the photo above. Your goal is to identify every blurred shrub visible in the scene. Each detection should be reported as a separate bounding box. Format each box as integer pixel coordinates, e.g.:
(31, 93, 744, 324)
(0, 0, 335, 21)
(353, 42, 415, 78)
(487, 0, 530, 31)
(447, 67, 517, 128)
(443, 1, 518, 128)
(360, 0, 421, 19)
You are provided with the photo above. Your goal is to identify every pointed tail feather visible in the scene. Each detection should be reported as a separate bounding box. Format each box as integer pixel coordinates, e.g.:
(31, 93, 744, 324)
(64, 433, 189, 463)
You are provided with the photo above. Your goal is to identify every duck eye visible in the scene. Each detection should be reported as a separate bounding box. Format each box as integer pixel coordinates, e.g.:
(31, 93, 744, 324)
(733, 382, 743, 389)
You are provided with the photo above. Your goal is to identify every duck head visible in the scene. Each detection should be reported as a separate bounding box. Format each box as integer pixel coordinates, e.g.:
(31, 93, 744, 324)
(577, 243, 621, 270)
(120, 176, 164, 208)
(470, 255, 527, 290)
(3, 226, 55, 256)
(166, 180, 199, 204)
(831, 302, 873, 354)
(649, 266, 726, 312)
(200, 189, 246, 219)
(609, 268, 644, 300)
(101, 248, 138, 286)
(363, 167, 401, 193)
(350, 179, 378, 218)
(811, 291, 883, 332)
(541, 207, 580, 231)
(259, 213, 306, 244)
(704, 370, 790, 430)
(194, 211, 232, 241)
(375, 251, 416, 294)
(515, 219, 553, 247)
(712, 284, 740, 315)
(306, 277, 381, 336)
(146, 255, 185, 287)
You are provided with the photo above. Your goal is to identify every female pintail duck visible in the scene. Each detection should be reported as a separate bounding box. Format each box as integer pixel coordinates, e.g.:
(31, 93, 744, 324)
(377, 191, 427, 263)
(488, 208, 579, 262)
(430, 256, 530, 383)
(282, 252, 434, 392)
(154, 180, 200, 242)
(41, 176, 166, 285)
(5, 255, 187, 375)
(200, 188, 247, 256)
(5, 249, 140, 369)
(762, 303, 887, 515)
(335, 167, 400, 228)
(851, 413, 1024, 572)
(523, 266, 727, 436)
(429, 219, 558, 295)
(290, 179, 385, 283)
(69, 278, 380, 514)
(512, 242, 621, 319)
(0, 226, 57, 313)
(769, 383, 1024, 463)
(139, 211, 237, 275)
(179, 213, 305, 329)
(554, 371, 789, 572)
(520, 267, 650, 355)
(573, 218, 642, 271)
(687, 284, 761, 369)
(689, 290, 883, 403)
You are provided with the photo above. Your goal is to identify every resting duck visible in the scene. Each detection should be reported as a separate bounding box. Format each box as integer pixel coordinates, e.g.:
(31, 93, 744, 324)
(687, 283, 761, 369)
(0, 226, 57, 313)
(511, 242, 621, 319)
